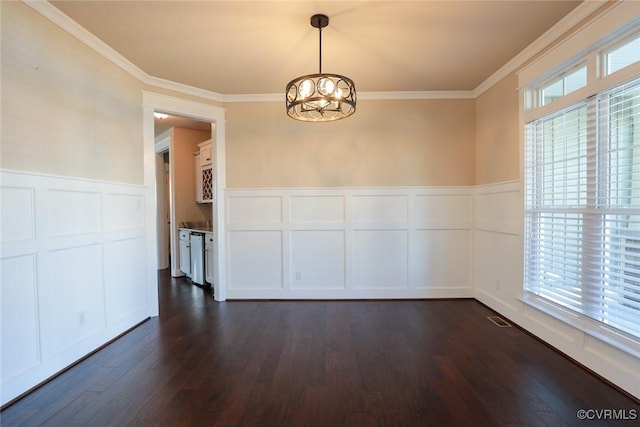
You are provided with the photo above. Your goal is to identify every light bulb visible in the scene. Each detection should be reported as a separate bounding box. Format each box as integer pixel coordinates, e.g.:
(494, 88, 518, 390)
(299, 79, 314, 98)
(318, 77, 335, 96)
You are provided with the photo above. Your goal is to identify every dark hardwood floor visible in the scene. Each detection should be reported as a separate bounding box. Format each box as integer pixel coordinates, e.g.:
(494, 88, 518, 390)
(2, 270, 639, 426)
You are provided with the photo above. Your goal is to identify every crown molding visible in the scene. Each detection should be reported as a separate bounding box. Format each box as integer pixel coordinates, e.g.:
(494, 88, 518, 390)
(26, 0, 611, 103)
(358, 91, 474, 100)
(223, 91, 474, 103)
(145, 75, 225, 103)
(472, 0, 608, 98)
(223, 93, 284, 103)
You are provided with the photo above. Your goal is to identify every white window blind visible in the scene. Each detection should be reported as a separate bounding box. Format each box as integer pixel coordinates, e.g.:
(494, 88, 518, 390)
(525, 78, 640, 339)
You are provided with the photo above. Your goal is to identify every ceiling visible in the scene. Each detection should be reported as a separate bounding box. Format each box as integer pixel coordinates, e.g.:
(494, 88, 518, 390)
(50, 1, 582, 96)
(154, 113, 212, 135)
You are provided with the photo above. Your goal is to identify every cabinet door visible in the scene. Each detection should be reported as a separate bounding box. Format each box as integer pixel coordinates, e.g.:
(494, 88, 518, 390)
(200, 144, 213, 166)
(179, 238, 191, 276)
(201, 166, 213, 203)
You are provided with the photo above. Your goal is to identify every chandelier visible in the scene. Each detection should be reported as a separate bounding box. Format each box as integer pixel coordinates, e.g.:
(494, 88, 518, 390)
(286, 14, 356, 122)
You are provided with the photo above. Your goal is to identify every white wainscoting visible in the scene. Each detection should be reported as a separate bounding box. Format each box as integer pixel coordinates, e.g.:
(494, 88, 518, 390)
(226, 187, 474, 299)
(0, 170, 149, 406)
(473, 180, 640, 399)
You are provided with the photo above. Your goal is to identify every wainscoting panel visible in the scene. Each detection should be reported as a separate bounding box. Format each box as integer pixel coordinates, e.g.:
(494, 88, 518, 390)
(352, 229, 408, 288)
(0, 186, 35, 243)
(290, 195, 345, 224)
(37, 244, 105, 358)
(44, 189, 102, 237)
(227, 196, 283, 226)
(0, 255, 40, 383)
(415, 193, 472, 229)
(412, 229, 471, 289)
(290, 230, 345, 289)
(228, 230, 283, 290)
(352, 194, 408, 225)
(103, 237, 147, 327)
(0, 170, 149, 406)
(104, 193, 145, 232)
(226, 187, 474, 299)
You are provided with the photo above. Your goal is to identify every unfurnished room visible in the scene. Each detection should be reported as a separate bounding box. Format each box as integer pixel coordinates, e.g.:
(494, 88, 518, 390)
(1, 1, 640, 425)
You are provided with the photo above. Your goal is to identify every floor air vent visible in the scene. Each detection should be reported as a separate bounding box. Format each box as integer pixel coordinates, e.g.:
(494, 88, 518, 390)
(487, 315, 512, 328)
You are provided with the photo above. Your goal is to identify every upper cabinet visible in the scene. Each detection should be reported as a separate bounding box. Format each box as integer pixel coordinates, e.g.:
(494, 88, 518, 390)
(196, 139, 214, 204)
(199, 140, 213, 166)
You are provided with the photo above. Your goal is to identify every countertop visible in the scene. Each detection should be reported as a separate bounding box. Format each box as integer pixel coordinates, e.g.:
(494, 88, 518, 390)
(180, 227, 214, 233)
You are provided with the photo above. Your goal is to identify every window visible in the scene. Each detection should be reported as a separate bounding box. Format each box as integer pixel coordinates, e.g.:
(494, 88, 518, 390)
(605, 33, 640, 76)
(525, 79, 640, 339)
(540, 66, 587, 106)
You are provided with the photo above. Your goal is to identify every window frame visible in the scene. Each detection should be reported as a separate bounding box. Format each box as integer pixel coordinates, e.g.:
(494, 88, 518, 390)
(537, 63, 588, 107)
(602, 30, 640, 77)
(520, 7, 640, 357)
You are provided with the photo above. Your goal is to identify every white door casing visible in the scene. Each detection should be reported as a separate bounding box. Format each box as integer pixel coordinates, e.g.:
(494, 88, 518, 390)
(142, 91, 227, 301)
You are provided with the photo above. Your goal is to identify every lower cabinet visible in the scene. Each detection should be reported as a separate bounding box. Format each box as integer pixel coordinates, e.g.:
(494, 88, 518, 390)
(179, 229, 191, 277)
(205, 232, 214, 285)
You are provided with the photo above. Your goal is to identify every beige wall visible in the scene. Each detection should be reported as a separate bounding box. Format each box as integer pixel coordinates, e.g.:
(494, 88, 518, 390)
(171, 128, 212, 226)
(3, 0, 510, 190)
(474, 73, 520, 185)
(1, 2, 144, 184)
(226, 99, 475, 188)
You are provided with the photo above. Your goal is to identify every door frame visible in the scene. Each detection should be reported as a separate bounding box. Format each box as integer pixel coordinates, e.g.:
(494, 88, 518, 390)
(142, 91, 227, 305)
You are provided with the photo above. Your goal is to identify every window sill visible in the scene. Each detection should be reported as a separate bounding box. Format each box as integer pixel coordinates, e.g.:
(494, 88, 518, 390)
(519, 293, 640, 359)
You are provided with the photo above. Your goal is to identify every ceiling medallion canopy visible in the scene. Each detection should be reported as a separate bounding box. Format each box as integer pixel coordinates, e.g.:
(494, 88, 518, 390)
(286, 14, 356, 122)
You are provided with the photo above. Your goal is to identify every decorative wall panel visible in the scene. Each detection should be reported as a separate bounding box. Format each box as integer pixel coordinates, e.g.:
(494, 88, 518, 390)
(103, 237, 147, 325)
(0, 187, 35, 243)
(226, 187, 474, 299)
(352, 229, 408, 288)
(104, 193, 145, 231)
(227, 196, 282, 226)
(415, 193, 472, 228)
(0, 255, 39, 381)
(38, 244, 105, 357)
(352, 195, 408, 225)
(291, 230, 345, 289)
(413, 229, 471, 288)
(0, 170, 148, 406)
(44, 189, 102, 237)
(290, 195, 345, 224)
(228, 230, 283, 289)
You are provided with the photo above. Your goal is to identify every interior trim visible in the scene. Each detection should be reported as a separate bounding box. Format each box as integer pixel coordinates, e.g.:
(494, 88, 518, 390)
(23, 0, 607, 102)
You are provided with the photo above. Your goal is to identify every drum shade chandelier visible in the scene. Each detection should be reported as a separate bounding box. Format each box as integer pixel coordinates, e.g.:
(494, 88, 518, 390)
(286, 14, 356, 122)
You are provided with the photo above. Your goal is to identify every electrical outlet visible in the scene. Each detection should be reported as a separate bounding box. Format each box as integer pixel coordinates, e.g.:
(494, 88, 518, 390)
(78, 312, 86, 326)
(495, 279, 501, 290)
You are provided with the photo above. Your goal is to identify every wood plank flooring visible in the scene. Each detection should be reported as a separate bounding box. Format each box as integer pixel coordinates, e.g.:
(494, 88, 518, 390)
(2, 270, 639, 426)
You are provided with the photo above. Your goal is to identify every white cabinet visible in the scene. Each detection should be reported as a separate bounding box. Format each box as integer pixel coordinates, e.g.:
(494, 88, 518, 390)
(200, 166, 213, 203)
(195, 140, 213, 204)
(205, 232, 215, 285)
(179, 229, 191, 277)
(194, 152, 203, 202)
(190, 233, 205, 286)
(199, 140, 213, 166)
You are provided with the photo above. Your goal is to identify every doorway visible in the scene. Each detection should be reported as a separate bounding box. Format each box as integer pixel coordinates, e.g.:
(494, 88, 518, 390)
(153, 113, 212, 276)
(143, 92, 226, 304)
